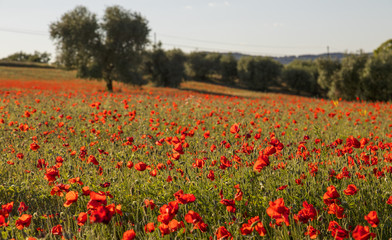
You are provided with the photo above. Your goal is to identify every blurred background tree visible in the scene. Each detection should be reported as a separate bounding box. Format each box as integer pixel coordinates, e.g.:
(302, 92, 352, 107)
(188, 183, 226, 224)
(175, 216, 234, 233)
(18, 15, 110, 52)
(238, 56, 282, 91)
(144, 43, 185, 88)
(281, 60, 319, 95)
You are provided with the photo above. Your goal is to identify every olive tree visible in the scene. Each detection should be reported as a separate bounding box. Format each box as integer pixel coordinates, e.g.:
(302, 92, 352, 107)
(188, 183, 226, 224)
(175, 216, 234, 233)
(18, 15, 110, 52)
(144, 43, 185, 88)
(238, 56, 282, 91)
(50, 5, 150, 91)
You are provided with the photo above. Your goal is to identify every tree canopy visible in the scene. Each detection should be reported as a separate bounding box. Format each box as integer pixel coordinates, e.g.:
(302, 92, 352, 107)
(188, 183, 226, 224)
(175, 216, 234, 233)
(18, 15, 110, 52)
(50, 5, 150, 91)
(374, 39, 392, 56)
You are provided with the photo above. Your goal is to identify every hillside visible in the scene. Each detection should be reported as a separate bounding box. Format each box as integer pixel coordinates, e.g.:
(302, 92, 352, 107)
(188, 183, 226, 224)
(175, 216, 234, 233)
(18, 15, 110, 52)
(228, 52, 368, 64)
(0, 65, 271, 98)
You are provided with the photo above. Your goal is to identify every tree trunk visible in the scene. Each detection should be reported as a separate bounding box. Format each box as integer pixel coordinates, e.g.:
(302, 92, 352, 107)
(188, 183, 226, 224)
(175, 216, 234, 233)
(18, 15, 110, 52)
(105, 79, 113, 92)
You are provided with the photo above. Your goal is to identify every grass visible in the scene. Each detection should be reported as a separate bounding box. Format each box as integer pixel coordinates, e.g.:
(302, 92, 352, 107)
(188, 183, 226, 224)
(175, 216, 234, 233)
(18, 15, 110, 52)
(0, 65, 390, 239)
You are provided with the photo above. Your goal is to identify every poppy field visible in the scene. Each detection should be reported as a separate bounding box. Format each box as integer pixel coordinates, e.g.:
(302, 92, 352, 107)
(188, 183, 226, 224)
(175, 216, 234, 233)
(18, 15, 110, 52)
(0, 74, 392, 239)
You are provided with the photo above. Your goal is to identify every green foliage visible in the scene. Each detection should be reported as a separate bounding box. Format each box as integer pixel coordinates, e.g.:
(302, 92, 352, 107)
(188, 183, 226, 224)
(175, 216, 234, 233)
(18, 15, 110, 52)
(144, 44, 186, 88)
(315, 58, 341, 91)
(205, 52, 222, 75)
(374, 39, 392, 56)
(237, 56, 282, 91)
(281, 60, 319, 95)
(50, 6, 100, 71)
(328, 52, 369, 100)
(1, 51, 51, 63)
(166, 49, 186, 87)
(50, 5, 150, 91)
(185, 52, 212, 81)
(220, 53, 237, 83)
(360, 51, 392, 101)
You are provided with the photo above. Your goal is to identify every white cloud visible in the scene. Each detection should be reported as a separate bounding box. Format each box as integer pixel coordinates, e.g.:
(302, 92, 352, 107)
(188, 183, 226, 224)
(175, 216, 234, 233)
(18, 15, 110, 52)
(185, 5, 193, 10)
(224, 1, 230, 6)
(208, 2, 216, 7)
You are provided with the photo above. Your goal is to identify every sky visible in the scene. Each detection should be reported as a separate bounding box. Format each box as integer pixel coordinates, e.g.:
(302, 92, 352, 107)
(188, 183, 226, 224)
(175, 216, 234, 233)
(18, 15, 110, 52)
(0, 0, 391, 61)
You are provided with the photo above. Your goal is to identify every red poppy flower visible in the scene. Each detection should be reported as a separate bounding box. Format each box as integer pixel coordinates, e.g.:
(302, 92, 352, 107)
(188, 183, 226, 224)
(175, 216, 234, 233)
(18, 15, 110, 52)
(266, 198, 290, 226)
(44, 167, 60, 183)
(168, 219, 184, 232)
(126, 161, 134, 169)
(144, 222, 155, 233)
(0, 215, 8, 227)
(87, 191, 107, 210)
(207, 170, 215, 181)
(30, 142, 40, 151)
(230, 123, 240, 134)
(220, 199, 236, 213)
(343, 184, 358, 195)
(277, 185, 288, 191)
(304, 225, 320, 239)
(1, 202, 14, 218)
(144, 199, 156, 210)
(166, 175, 173, 182)
(240, 216, 264, 236)
(64, 191, 78, 207)
(82, 186, 91, 196)
(328, 203, 345, 219)
(122, 229, 136, 240)
(328, 221, 349, 240)
(254, 221, 267, 236)
(215, 226, 233, 240)
(194, 158, 205, 169)
(90, 205, 114, 224)
(15, 214, 32, 230)
(87, 155, 99, 165)
(184, 210, 203, 224)
(364, 211, 379, 227)
(77, 212, 87, 226)
(263, 146, 276, 156)
(253, 154, 270, 172)
(323, 185, 340, 205)
(204, 131, 210, 139)
(352, 225, 376, 240)
(174, 190, 196, 204)
(50, 183, 70, 197)
(134, 162, 147, 171)
(17, 202, 28, 216)
(157, 201, 179, 224)
(69, 177, 83, 185)
(346, 136, 361, 148)
(158, 223, 170, 236)
(234, 184, 243, 201)
(36, 159, 48, 170)
(51, 225, 63, 236)
(173, 143, 184, 154)
(294, 201, 318, 224)
(387, 196, 392, 205)
(194, 221, 208, 232)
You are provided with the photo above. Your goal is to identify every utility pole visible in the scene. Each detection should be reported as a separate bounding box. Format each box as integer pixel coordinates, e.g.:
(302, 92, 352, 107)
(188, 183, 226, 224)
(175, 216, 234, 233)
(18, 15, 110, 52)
(154, 32, 156, 46)
(327, 46, 330, 59)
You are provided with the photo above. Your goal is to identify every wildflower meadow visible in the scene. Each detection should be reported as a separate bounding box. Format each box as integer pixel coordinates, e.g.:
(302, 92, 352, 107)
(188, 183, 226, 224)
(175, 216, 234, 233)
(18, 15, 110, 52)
(0, 75, 391, 239)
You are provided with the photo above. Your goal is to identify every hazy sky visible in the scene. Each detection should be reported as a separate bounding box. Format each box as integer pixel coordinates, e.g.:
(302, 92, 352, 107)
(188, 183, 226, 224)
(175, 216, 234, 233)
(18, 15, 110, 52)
(0, 0, 391, 60)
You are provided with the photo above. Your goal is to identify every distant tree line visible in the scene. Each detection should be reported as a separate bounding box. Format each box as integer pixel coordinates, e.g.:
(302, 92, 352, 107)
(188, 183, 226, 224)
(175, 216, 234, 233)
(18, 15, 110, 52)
(1, 51, 51, 63)
(146, 41, 392, 102)
(45, 5, 392, 101)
